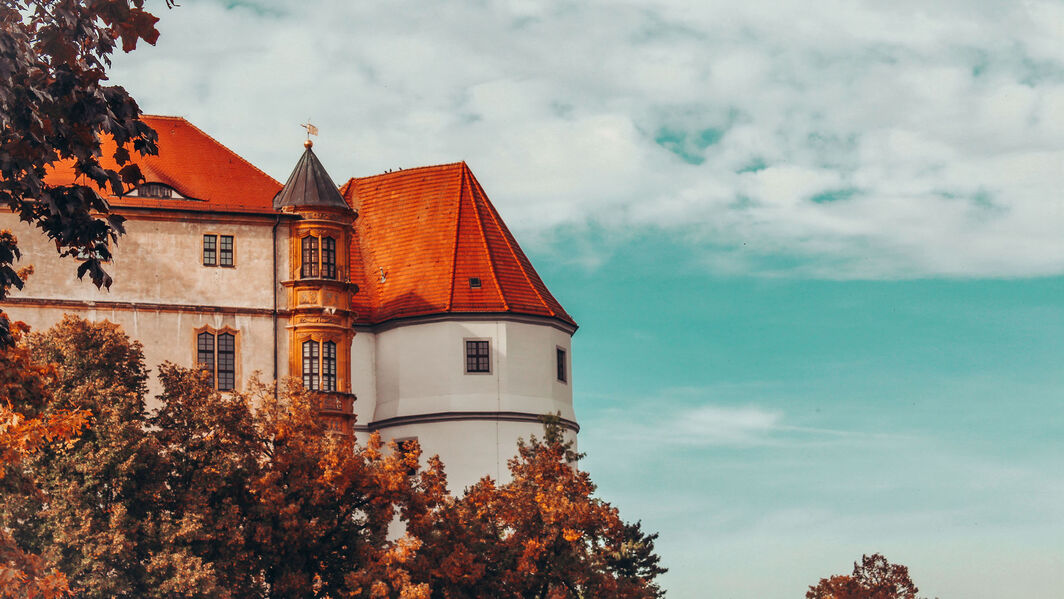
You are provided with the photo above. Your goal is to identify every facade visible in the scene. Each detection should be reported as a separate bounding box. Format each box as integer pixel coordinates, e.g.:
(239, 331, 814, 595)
(0, 116, 578, 491)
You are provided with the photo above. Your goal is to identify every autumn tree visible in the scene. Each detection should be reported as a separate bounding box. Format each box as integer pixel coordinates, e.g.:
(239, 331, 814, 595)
(3, 316, 165, 598)
(5, 315, 437, 597)
(407, 421, 667, 599)
(806, 554, 923, 599)
(147, 367, 436, 598)
(0, 316, 87, 598)
(0, 0, 168, 346)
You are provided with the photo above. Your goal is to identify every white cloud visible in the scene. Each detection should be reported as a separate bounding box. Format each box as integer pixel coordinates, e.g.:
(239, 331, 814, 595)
(113, 0, 1064, 278)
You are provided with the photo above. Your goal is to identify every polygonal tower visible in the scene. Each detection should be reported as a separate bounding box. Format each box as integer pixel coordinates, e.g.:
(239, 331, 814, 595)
(274, 140, 359, 435)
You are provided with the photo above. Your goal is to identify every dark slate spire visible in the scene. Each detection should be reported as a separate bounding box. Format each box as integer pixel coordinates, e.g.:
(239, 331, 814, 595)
(273, 140, 351, 211)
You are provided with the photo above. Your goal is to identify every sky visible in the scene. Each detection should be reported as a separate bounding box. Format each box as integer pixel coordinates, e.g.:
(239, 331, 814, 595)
(110, 1, 1064, 597)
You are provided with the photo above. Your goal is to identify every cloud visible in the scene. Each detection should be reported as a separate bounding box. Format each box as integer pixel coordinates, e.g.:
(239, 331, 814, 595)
(673, 404, 784, 445)
(112, 0, 1064, 278)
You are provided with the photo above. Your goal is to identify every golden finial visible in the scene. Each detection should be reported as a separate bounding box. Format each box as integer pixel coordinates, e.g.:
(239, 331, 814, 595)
(301, 119, 318, 148)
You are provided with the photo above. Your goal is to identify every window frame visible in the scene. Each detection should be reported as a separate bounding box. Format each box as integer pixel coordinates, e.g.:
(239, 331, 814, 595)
(202, 234, 217, 266)
(300, 336, 343, 392)
(194, 326, 240, 391)
(219, 235, 235, 267)
(300, 235, 320, 279)
(302, 339, 321, 390)
(556, 346, 567, 383)
(321, 236, 336, 280)
(464, 338, 492, 375)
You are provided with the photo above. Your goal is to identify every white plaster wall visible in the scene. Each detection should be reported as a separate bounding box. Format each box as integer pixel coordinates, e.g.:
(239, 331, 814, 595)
(366, 318, 576, 492)
(371, 319, 574, 421)
(349, 332, 377, 429)
(380, 420, 577, 493)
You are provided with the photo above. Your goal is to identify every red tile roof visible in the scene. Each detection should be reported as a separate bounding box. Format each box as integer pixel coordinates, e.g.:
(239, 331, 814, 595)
(44, 115, 282, 213)
(45, 116, 574, 328)
(342, 163, 576, 329)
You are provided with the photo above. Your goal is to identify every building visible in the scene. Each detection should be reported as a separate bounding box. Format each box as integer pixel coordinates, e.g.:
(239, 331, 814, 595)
(0, 116, 578, 491)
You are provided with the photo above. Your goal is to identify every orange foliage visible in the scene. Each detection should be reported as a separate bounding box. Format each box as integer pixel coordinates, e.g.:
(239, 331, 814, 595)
(407, 422, 666, 598)
(807, 554, 923, 599)
(0, 318, 88, 599)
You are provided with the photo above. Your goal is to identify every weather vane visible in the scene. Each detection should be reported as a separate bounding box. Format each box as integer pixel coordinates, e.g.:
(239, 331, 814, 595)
(301, 119, 318, 148)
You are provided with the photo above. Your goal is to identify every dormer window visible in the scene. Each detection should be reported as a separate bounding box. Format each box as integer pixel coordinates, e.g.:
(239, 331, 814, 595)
(128, 182, 183, 199)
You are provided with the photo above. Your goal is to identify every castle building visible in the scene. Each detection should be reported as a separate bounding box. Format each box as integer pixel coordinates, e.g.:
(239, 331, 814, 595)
(0, 116, 578, 491)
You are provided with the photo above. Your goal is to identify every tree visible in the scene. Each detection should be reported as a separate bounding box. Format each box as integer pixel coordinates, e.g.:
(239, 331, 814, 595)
(147, 368, 434, 598)
(806, 554, 923, 599)
(0, 316, 88, 598)
(0, 0, 167, 346)
(6, 315, 163, 599)
(4, 315, 436, 598)
(407, 422, 667, 598)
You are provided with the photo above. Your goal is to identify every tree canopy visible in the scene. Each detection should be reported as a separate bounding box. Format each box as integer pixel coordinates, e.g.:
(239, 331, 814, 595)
(806, 553, 923, 599)
(0, 0, 166, 346)
(2, 316, 668, 598)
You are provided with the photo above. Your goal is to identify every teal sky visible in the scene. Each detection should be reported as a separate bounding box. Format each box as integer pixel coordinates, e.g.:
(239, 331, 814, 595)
(111, 1, 1063, 596)
(535, 235, 1063, 597)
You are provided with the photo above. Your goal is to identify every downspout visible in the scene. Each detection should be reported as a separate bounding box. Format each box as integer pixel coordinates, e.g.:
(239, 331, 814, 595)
(272, 213, 281, 397)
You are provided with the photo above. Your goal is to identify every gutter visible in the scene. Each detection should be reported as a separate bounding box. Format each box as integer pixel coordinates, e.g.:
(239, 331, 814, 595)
(272, 213, 280, 397)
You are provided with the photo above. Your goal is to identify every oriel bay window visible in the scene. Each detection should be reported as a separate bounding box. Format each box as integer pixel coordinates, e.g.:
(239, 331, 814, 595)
(299, 234, 337, 279)
(300, 236, 318, 278)
(196, 329, 237, 390)
(321, 236, 336, 279)
(302, 339, 338, 391)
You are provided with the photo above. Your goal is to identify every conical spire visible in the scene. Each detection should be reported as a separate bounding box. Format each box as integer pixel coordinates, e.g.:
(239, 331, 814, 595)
(273, 142, 351, 211)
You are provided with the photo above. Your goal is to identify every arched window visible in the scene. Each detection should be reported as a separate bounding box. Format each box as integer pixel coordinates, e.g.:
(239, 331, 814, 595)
(197, 332, 214, 375)
(301, 236, 319, 278)
(217, 333, 235, 391)
(322, 341, 336, 391)
(301, 339, 339, 392)
(196, 330, 237, 391)
(302, 340, 320, 390)
(321, 237, 336, 279)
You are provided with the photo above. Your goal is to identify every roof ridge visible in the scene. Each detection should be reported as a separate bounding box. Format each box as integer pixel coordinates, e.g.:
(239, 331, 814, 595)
(469, 170, 553, 318)
(446, 165, 466, 312)
(462, 164, 508, 312)
(352, 161, 467, 183)
(147, 116, 282, 187)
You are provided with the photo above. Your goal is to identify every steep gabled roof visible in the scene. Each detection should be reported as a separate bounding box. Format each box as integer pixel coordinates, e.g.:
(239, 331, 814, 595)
(342, 162, 576, 329)
(45, 115, 282, 213)
(273, 144, 350, 211)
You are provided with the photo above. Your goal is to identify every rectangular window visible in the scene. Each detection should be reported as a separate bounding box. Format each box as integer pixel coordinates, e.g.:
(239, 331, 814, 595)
(302, 340, 320, 390)
(197, 332, 215, 386)
(301, 236, 319, 279)
(219, 235, 234, 267)
(197, 330, 237, 390)
(322, 341, 337, 391)
(217, 333, 235, 391)
(321, 237, 336, 279)
(557, 348, 567, 383)
(465, 340, 490, 373)
(203, 235, 217, 266)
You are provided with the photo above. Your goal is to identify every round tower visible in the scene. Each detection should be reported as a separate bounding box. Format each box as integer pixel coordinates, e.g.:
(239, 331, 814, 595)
(274, 140, 359, 435)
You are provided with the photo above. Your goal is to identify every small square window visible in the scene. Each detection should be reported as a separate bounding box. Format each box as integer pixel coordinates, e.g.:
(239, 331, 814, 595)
(469, 277, 481, 288)
(557, 347, 567, 383)
(465, 340, 490, 373)
(203, 235, 217, 266)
